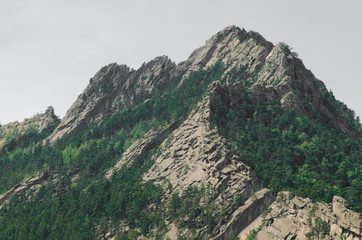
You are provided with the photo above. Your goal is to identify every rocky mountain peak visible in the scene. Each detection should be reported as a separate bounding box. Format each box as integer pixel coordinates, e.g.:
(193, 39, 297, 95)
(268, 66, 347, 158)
(47, 56, 177, 143)
(47, 26, 282, 144)
(208, 25, 272, 50)
(177, 25, 273, 79)
(45, 106, 55, 115)
(38, 106, 59, 132)
(89, 63, 132, 85)
(47, 25, 357, 144)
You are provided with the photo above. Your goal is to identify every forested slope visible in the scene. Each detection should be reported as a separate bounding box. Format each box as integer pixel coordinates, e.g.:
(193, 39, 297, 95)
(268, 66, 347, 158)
(0, 26, 360, 240)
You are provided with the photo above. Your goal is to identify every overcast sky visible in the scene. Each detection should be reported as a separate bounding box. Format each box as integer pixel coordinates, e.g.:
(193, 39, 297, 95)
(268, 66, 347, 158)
(1, 0, 361, 124)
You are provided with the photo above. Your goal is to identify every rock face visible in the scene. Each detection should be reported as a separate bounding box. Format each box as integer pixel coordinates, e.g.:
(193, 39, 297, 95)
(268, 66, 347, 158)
(106, 120, 180, 179)
(144, 88, 257, 198)
(0, 172, 49, 209)
(135, 84, 272, 239)
(211, 189, 274, 240)
(177, 25, 273, 77)
(100, 80, 276, 238)
(48, 56, 177, 143)
(238, 191, 361, 240)
(0, 106, 59, 149)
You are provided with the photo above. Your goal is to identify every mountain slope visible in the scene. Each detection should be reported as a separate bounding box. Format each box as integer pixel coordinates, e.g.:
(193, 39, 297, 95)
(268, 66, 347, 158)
(0, 26, 360, 240)
(0, 106, 59, 193)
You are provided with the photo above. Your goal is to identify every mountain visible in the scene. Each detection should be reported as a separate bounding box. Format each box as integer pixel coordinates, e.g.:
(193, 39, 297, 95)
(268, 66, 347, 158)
(0, 26, 360, 240)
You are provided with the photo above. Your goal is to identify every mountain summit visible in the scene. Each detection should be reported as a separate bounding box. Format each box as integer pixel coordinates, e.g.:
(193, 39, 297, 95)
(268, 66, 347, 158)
(0, 26, 360, 239)
(48, 26, 356, 144)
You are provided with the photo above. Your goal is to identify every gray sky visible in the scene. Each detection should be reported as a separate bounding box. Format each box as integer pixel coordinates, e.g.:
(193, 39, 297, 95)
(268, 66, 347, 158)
(1, 0, 361, 124)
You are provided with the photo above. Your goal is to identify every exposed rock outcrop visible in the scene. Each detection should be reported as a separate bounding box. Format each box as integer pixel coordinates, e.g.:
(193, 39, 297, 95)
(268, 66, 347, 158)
(144, 86, 258, 200)
(177, 25, 273, 77)
(48, 56, 177, 143)
(0, 172, 49, 209)
(106, 120, 180, 179)
(238, 191, 361, 240)
(139, 84, 271, 238)
(214, 189, 275, 240)
(0, 106, 59, 150)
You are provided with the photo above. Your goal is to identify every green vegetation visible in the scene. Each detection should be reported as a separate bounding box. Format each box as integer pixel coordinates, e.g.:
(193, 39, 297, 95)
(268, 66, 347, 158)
(0, 122, 59, 193)
(279, 42, 299, 58)
(305, 205, 330, 239)
(0, 59, 360, 239)
(211, 79, 361, 212)
(0, 167, 163, 239)
(0, 62, 225, 239)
